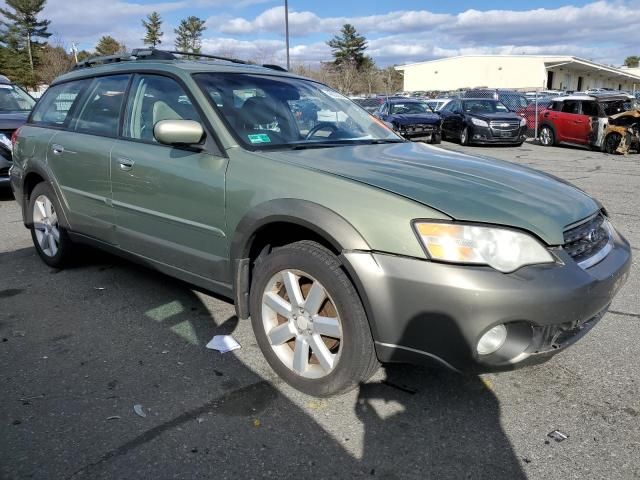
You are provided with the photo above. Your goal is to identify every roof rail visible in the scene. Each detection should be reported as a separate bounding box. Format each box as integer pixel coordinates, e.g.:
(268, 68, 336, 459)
(73, 48, 287, 72)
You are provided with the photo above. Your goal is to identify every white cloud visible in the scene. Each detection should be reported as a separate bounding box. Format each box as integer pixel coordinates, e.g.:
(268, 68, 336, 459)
(2, 0, 638, 66)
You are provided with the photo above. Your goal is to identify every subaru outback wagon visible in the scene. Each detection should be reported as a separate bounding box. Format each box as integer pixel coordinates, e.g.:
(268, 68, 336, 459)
(10, 49, 631, 396)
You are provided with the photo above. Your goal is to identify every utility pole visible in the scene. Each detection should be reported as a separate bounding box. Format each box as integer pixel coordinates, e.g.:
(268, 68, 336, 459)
(284, 0, 290, 70)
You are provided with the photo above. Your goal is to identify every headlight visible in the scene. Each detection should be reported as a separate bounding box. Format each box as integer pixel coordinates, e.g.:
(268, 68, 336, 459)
(520, 117, 527, 127)
(471, 117, 489, 127)
(414, 222, 555, 273)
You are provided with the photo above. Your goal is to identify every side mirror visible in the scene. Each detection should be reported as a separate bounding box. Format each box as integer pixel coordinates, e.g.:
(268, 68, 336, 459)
(154, 120, 204, 146)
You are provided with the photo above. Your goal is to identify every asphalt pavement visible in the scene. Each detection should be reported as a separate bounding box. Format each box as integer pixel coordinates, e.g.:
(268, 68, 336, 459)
(1, 140, 638, 479)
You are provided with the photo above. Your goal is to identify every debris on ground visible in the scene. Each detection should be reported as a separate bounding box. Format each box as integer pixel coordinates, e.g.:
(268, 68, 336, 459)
(106, 416, 121, 420)
(94, 287, 106, 291)
(133, 404, 147, 418)
(547, 430, 569, 442)
(206, 335, 241, 353)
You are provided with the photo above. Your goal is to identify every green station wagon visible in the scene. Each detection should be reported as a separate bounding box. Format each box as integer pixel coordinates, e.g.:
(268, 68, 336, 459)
(10, 49, 631, 396)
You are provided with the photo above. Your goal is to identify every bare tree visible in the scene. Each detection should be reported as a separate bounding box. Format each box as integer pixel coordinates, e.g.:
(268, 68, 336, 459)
(36, 38, 75, 84)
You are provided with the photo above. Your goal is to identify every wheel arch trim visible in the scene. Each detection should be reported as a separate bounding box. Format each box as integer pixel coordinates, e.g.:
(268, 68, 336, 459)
(230, 199, 371, 319)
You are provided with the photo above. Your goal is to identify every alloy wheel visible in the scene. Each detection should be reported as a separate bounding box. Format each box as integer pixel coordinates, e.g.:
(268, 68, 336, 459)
(261, 269, 342, 379)
(32, 194, 60, 257)
(540, 127, 553, 146)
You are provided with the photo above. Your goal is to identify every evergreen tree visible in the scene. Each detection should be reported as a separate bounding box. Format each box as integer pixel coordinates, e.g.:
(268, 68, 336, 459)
(174, 16, 206, 53)
(142, 11, 163, 48)
(95, 36, 124, 56)
(327, 24, 369, 69)
(0, 0, 51, 86)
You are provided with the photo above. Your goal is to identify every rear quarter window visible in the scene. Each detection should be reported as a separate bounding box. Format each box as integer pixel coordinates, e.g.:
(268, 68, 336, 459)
(30, 80, 87, 127)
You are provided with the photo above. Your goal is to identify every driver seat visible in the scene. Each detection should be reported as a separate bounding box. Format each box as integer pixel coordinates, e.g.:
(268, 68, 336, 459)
(238, 96, 297, 142)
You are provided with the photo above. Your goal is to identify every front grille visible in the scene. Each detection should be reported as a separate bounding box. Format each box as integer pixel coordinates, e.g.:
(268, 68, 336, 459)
(0, 166, 9, 177)
(400, 124, 435, 134)
(563, 213, 611, 266)
(489, 120, 520, 138)
(489, 120, 520, 130)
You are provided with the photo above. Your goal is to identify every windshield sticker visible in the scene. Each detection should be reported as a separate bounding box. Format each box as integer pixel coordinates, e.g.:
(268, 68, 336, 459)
(248, 133, 271, 144)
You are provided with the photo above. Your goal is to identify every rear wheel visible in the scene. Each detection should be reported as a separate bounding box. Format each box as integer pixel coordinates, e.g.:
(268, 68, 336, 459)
(539, 125, 555, 146)
(603, 132, 622, 154)
(29, 182, 72, 268)
(250, 241, 379, 396)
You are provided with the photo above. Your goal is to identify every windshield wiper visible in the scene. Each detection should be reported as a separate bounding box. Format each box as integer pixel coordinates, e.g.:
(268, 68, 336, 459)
(366, 139, 406, 144)
(288, 142, 353, 150)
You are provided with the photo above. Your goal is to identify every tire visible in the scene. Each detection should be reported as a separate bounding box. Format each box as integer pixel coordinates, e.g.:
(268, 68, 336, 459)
(460, 127, 469, 145)
(249, 240, 379, 396)
(430, 132, 442, 144)
(539, 125, 555, 146)
(28, 182, 73, 268)
(603, 133, 622, 154)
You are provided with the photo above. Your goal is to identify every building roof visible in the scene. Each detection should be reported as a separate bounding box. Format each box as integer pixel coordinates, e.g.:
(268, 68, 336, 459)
(395, 55, 640, 81)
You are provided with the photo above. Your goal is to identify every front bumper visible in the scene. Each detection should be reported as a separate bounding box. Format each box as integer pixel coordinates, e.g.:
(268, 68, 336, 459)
(469, 124, 527, 144)
(342, 227, 631, 372)
(396, 123, 441, 140)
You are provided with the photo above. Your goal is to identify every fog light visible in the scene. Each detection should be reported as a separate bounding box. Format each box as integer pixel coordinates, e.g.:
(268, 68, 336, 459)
(477, 324, 507, 355)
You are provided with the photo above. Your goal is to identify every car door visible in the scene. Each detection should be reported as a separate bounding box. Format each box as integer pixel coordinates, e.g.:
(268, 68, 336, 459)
(439, 100, 458, 135)
(557, 100, 582, 142)
(46, 74, 130, 243)
(110, 73, 229, 281)
(577, 100, 598, 145)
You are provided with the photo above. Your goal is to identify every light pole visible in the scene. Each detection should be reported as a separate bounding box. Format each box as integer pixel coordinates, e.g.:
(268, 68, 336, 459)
(285, 0, 290, 70)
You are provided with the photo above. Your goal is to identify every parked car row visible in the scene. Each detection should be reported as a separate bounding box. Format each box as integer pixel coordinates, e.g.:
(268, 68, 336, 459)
(0, 75, 35, 186)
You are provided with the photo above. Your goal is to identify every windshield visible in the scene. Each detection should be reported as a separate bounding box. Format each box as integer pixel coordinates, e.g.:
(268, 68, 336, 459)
(389, 102, 433, 115)
(462, 100, 509, 114)
(0, 84, 35, 112)
(500, 95, 529, 111)
(194, 73, 401, 149)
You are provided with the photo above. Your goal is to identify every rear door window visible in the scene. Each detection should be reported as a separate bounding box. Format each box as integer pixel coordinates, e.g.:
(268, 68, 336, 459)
(30, 80, 87, 127)
(70, 75, 130, 137)
(581, 101, 599, 117)
(561, 101, 580, 114)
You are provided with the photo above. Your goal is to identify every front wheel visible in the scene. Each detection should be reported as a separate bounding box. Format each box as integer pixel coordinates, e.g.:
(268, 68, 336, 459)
(460, 127, 470, 145)
(430, 132, 442, 144)
(250, 241, 379, 396)
(29, 182, 73, 268)
(539, 126, 555, 146)
(603, 132, 622, 154)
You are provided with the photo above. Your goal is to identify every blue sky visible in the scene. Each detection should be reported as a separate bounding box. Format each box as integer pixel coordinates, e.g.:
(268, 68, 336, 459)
(2, 0, 638, 66)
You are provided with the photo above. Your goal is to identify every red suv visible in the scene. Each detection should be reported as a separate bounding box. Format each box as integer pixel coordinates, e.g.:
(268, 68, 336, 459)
(538, 94, 636, 150)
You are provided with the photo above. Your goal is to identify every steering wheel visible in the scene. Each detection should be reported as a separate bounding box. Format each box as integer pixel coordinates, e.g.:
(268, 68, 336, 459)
(305, 122, 339, 140)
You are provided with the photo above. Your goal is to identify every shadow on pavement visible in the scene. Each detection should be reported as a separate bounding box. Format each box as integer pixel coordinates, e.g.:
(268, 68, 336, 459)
(0, 246, 525, 479)
(356, 315, 526, 478)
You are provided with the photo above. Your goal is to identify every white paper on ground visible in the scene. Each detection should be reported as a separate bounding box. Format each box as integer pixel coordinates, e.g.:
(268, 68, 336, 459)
(206, 335, 241, 353)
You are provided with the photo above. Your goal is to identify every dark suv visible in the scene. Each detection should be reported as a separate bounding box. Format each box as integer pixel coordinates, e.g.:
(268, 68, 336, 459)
(0, 75, 35, 187)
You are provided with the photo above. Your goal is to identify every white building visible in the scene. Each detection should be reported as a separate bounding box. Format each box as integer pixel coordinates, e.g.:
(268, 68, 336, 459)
(396, 55, 640, 93)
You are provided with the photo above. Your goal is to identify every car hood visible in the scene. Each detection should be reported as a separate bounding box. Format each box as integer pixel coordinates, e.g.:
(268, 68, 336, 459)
(386, 113, 441, 125)
(0, 111, 29, 130)
(260, 142, 599, 245)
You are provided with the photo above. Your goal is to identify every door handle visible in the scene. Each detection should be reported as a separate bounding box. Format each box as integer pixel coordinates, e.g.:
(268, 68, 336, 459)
(51, 144, 64, 155)
(118, 157, 135, 171)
